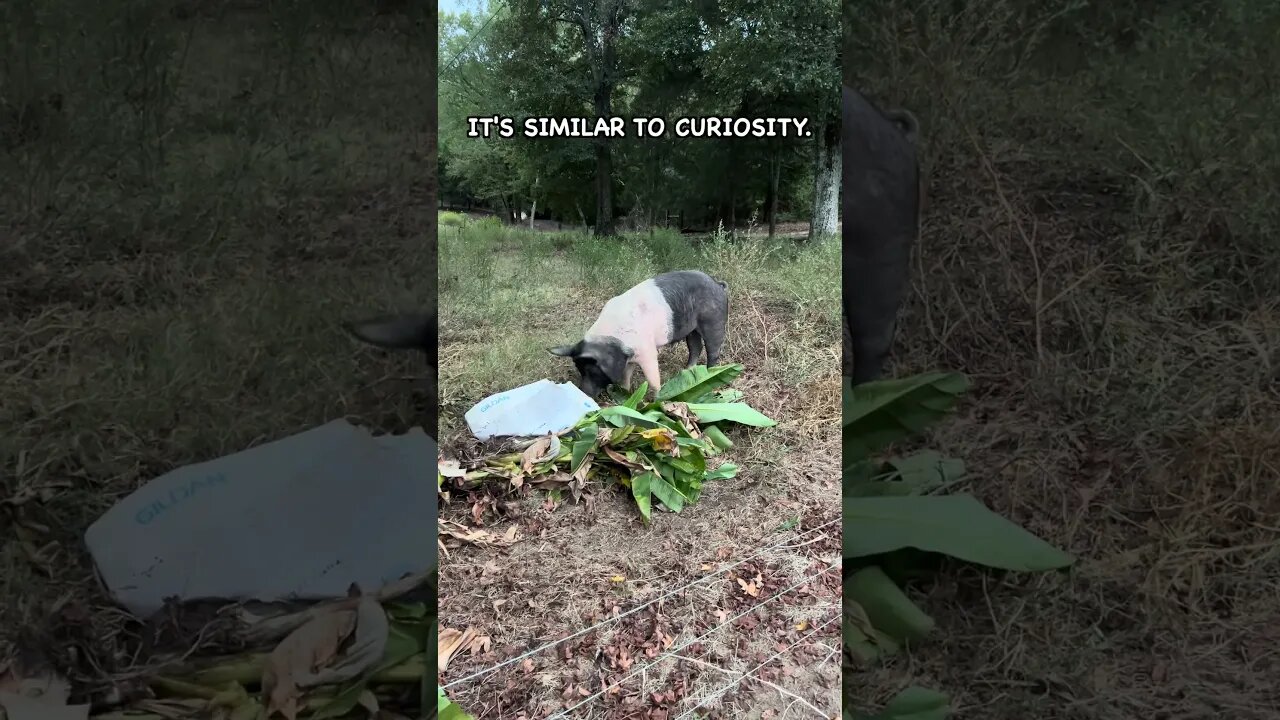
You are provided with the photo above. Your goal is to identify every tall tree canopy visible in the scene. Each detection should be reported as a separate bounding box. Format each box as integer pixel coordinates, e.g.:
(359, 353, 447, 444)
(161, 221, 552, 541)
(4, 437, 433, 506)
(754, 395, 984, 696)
(439, 0, 840, 238)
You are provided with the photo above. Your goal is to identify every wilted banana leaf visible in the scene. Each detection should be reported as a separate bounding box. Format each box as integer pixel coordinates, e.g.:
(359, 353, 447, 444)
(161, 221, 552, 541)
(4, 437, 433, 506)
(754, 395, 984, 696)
(844, 451, 966, 497)
(842, 374, 969, 469)
(847, 686, 952, 720)
(655, 364, 744, 402)
(313, 619, 424, 719)
(843, 598, 900, 665)
(844, 494, 1075, 571)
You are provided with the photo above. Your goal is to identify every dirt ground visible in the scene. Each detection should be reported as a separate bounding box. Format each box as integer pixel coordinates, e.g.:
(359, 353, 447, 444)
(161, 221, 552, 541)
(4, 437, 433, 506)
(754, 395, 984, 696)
(434, 222, 843, 719)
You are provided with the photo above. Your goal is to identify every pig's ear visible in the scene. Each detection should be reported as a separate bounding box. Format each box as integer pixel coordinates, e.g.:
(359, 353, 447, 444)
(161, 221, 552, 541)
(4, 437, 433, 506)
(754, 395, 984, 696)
(548, 344, 578, 357)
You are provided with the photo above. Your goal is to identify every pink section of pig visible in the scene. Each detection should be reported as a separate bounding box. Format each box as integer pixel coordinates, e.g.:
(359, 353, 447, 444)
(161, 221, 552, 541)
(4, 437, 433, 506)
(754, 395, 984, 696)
(585, 279, 674, 391)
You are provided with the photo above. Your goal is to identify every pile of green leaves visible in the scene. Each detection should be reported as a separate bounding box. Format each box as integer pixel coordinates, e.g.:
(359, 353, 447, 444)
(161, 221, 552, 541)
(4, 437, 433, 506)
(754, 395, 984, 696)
(841, 373, 1075, 719)
(443, 364, 776, 521)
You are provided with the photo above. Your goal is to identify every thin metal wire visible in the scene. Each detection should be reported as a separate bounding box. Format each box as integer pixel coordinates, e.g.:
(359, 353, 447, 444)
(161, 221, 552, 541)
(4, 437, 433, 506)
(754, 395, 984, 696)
(673, 613, 841, 720)
(442, 517, 839, 690)
(545, 564, 841, 719)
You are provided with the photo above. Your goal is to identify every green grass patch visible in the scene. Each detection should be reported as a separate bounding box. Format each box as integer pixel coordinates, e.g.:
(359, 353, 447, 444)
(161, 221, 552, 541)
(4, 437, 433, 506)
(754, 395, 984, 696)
(437, 223, 840, 437)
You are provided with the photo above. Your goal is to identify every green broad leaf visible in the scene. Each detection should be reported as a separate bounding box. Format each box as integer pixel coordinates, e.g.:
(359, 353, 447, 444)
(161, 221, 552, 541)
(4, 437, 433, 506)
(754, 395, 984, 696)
(844, 451, 966, 497)
(702, 424, 734, 450)
(631, 471, 655, 520)
(664, 452, 704, 476)
(848, 686, 952, 720)
(662, 461, 700, 491)
(569, 436, 598, 475)
(623, 382, 650, 409)
(844, 566, 935, 644)
(599, 405, 663, 428)
(643, 409, 674, 424)
(655, 415, 695, 438)
(655, 364, 745, 402)
(704, 463, 738, 481)
(707, 388, 744, 403)
(843, 494, 1075, 571)
(686, 402, 776, 427)
(649, 473, 688, 512)
(573, 410, 601, 430)
(842, 373, 969, 467)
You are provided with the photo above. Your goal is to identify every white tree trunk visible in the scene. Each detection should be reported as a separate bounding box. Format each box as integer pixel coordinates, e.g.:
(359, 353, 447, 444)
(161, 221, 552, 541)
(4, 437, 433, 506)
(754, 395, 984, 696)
(808, 118, 841, 240)
(529, 176, 538, 229)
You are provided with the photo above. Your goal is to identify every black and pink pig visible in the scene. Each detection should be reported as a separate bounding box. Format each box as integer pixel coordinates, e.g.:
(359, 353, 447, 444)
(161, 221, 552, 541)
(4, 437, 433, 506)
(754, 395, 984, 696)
(549, 270, 729, 398)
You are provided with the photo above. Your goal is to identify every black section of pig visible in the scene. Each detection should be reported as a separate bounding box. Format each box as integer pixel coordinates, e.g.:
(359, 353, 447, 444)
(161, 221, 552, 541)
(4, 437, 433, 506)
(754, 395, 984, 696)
(549, 337, 630, 398)
(652, 270, 728, 367)
(842, 86, 921, 385)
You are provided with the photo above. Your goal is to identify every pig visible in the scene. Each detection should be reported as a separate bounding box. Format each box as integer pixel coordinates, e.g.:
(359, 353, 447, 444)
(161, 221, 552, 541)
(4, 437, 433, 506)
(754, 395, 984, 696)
(549, 270, 728, 398)
(345, 311, 438, 368)
(843, 85, 923, 385)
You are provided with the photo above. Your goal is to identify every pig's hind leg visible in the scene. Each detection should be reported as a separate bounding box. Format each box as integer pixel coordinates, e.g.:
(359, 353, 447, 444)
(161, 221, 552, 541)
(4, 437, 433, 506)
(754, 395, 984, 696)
(683, 331, 704, 367)
(699, 316, 726, 367)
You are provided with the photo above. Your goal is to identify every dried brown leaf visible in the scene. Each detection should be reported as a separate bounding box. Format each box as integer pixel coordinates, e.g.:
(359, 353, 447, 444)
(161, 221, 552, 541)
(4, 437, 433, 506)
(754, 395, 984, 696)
(261, 607, 357, 720)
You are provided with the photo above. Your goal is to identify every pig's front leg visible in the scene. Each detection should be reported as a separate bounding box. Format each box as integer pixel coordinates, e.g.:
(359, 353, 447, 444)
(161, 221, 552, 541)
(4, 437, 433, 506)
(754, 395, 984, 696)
(622, 363, 635, 391)
(636, 350, 661, 394)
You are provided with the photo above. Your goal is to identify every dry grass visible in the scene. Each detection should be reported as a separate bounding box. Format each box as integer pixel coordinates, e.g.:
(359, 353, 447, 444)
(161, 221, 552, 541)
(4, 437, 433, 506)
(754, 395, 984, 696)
(436, 220, 843, 718)
(846, 3, 1280, 716)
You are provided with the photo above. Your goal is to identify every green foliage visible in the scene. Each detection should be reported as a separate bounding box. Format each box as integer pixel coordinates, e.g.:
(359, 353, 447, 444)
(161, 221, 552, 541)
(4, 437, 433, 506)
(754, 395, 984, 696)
(438, 211, 467, 227)
(438, 1, 838, 229)
(842, 373, 969, 473)
(438, 685, 475, 720)
(655, 364, 744, 402)
(842, 374, 1074, 717)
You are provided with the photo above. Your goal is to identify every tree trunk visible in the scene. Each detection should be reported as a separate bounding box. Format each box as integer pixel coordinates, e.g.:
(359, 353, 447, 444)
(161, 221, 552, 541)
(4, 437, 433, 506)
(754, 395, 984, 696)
(593, 82, 615, 237)
(529, 176, 538, 229)
(729, 181, 737, 239)
(808, 113, 841, 240)
(767, 144, 780, 238)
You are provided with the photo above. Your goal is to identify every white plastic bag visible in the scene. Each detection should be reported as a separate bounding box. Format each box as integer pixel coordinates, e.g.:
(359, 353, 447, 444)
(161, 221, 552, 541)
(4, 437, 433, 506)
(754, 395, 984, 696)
(464, 379, 599, 440)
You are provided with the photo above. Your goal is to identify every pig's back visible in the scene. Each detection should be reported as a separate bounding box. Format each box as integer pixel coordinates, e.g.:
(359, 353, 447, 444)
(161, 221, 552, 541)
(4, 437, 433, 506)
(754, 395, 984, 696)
(586, 279, 674, 350)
